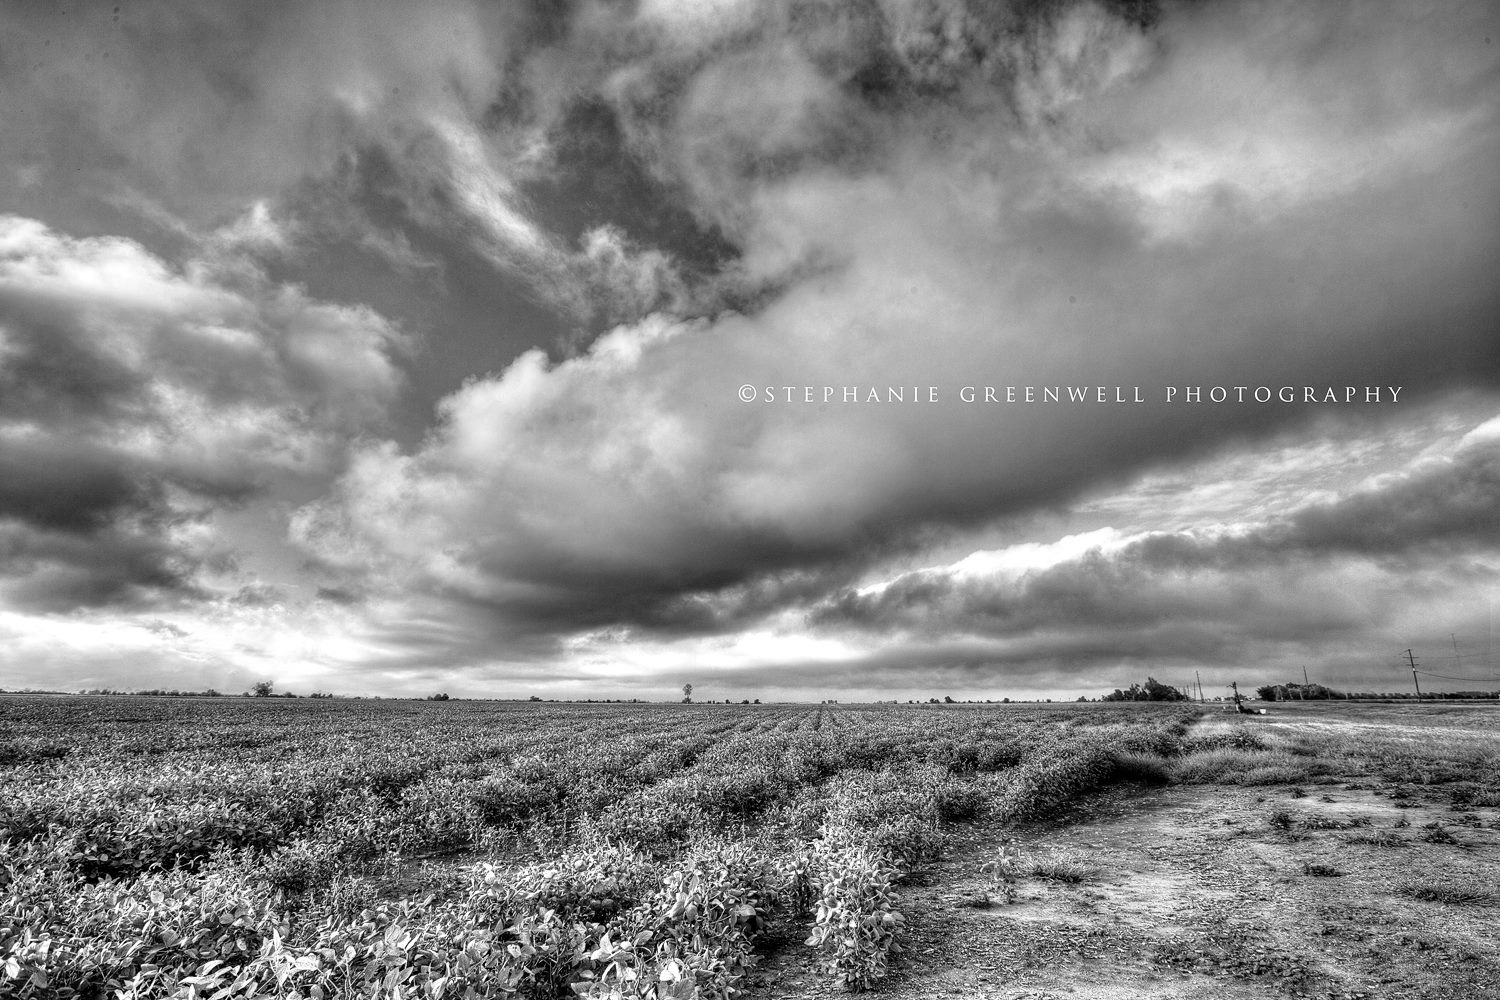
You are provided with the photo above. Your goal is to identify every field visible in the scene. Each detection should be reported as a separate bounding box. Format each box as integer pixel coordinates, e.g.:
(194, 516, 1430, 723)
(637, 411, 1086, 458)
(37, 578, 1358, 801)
(1, 698, 1497, 999)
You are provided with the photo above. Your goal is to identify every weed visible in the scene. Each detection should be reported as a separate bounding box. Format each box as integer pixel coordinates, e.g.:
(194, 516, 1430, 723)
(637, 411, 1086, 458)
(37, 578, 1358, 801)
(1420, 822, 1459, 845)
(1399, 882, 1495, 905)
(1111, 750, 1172, 786)
(984, 846, 1095, 886)
(1301, 862, 1343, 877)
(1298, 813, 1371, 831)
(1344, 830, 1406, 848)
(1183, 730, 1269, 753)
(1025, 855, 1097, 884)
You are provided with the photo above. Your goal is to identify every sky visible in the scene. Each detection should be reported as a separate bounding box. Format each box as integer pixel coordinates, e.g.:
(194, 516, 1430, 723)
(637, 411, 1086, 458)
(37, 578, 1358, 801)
(0, 0, 1497, 702)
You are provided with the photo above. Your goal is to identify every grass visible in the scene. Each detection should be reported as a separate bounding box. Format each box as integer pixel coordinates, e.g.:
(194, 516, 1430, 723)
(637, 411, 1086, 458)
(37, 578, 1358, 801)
(1173, 747, 1327, 786)
(1298, 813, 1372, 831)
(1398, 881, 1495, 905)
(1343, 829, 1407, 848)
(1419, 822, 1460, 845)
(987, 848, 1098, 886)
(1110, 750, 1172, 786)
(1024, 855, 1098, 884)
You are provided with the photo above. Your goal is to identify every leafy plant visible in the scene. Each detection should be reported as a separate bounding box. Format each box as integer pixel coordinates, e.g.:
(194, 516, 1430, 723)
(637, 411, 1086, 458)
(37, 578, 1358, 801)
(805, 844, 905, 992)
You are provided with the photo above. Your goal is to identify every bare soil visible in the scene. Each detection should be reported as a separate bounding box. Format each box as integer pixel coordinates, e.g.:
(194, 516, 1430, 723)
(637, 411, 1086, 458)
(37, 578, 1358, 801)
(742, 735, 1500, 999)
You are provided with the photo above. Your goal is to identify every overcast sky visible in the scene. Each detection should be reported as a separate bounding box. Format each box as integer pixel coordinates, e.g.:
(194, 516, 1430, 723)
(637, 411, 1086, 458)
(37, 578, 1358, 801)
(0, 0, 1496, 701)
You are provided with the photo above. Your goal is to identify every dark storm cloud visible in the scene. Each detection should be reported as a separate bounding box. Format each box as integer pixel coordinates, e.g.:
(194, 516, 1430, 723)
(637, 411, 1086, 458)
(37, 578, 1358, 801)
(809, 425, 1500, 665)
(286, 0, 1499, 670)
(1280, 444, 1500, 557)
(0, 440, 153, 534)
(1, 0, 1497, 694)
(0, 521, 210, 613)
(0, 216, 405, 611)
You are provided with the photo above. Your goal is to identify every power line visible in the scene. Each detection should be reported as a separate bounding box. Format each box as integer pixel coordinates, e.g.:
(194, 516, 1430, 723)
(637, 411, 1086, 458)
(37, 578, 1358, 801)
(1422, 652, 1498, 663)
(1413, 668, 1500, 683)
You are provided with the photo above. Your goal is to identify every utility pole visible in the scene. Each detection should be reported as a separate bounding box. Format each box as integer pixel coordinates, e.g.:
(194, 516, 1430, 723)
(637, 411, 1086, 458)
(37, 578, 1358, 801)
(1301, 665, 1308, 699)
(1196, 670, 1204, 704)
(1406, 649, 1421, 699)
(1452, 633, 1462, 671)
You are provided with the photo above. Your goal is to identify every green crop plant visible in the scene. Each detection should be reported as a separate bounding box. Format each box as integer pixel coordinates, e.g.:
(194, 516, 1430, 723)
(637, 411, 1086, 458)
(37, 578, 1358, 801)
(804, 844, 905, 991)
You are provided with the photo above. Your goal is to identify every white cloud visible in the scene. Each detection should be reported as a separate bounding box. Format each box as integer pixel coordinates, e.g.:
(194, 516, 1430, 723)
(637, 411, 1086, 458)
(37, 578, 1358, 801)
(289, 0, 1499, 672)
(0, 215, 406, 613)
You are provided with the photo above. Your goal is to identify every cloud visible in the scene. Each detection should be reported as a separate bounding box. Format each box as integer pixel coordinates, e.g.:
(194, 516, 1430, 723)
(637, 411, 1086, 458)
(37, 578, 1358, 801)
(0, 216, 405, 612)
(806, 418, 1500, 681)
(290, 0, 1498, 661)
(1279, 433, 1500, 557)
(0, 1, 515, 219)
(2, 1, 1497, 696)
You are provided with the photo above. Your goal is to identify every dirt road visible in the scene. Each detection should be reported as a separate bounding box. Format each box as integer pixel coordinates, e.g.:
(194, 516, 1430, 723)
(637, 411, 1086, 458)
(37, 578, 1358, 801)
(743, 750, 1500, 999)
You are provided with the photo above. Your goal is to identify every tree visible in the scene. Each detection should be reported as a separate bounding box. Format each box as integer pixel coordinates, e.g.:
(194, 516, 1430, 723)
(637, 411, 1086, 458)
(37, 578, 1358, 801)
(682, 683, 693, 704)
(251, 680, 274, 698)
(1257, 682, 1342, 701)
(1102, 677, 1188, 702)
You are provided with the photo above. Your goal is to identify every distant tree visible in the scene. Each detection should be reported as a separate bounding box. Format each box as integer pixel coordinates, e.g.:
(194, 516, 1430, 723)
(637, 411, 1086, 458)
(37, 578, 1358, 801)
(752, 698, 760, 704)
(427, 692, 450, 701)
(251, 680, 274, 698)
(528, 695, 542, 701)
(1257, 682, 1342, 701)
(1102, 677, 1188, 702)
(682, 683, 693, 704)
(943, 695, 955, 704)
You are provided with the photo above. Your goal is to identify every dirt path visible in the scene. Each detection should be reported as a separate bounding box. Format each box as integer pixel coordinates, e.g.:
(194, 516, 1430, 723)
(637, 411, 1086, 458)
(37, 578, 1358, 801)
(741, 778, 1500, 1000)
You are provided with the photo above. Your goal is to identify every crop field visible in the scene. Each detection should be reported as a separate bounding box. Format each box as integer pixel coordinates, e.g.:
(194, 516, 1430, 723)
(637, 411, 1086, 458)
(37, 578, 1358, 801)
(2, 698, 1498, 1000)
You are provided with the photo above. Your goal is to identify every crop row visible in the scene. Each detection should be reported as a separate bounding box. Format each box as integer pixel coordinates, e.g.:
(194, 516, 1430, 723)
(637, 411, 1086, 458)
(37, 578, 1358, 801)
(1, 698, 1195, 997)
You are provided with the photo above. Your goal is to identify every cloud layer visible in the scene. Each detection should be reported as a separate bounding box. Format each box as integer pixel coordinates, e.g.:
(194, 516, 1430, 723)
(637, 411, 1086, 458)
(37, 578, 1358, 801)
(1, 0, 1497, 697)
(0, 216, 404, 613)
(294, 0, 1500, 660)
